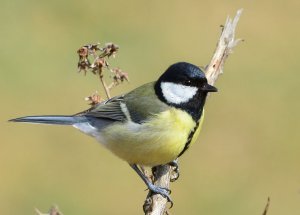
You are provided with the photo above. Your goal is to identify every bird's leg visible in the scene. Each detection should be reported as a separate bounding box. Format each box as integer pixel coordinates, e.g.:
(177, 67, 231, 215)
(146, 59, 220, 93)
(169, 159, 180, 182)
(130, 164, 172, 203)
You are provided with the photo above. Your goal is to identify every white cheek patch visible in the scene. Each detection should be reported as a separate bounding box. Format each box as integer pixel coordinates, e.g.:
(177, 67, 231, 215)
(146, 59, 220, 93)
(161, 82, 198, 104)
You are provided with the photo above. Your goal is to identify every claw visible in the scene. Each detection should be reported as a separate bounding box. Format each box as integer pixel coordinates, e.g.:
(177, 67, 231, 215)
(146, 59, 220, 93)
(169, 159, 179, 170)
(130, 164, 174, 207)
(148, 183, 173, 207)
(169, 159, 180, 182)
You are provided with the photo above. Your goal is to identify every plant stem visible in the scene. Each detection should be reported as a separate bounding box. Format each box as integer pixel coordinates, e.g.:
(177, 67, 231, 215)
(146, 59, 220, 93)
(98, 73, 111, 99)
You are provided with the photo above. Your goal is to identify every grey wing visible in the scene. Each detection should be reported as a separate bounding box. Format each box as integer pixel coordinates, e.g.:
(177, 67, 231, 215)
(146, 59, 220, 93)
(76, 95, 127, 122)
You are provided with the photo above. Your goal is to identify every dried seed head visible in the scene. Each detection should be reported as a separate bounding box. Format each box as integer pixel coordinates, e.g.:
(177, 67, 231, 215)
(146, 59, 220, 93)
(111, 67, 129, 83)
(77, 41, 128, 97)
(84, 43, 101, 52)
(77, 46, 91, 74)
(78, 59, 91, 75)
(85, 91, 102, 106)
(77, 47, 89, 59)
(102, 43, 119, 58)
(84, 43, 101, 57)
(91, 58, 109, 75)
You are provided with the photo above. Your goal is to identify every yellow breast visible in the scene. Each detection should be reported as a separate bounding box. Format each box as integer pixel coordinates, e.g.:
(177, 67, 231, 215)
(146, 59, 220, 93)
(100, 108, 203, 166)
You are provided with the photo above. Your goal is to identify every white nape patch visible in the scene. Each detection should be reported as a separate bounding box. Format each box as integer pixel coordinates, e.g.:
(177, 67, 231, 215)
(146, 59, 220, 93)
(161, 82, 198, 104)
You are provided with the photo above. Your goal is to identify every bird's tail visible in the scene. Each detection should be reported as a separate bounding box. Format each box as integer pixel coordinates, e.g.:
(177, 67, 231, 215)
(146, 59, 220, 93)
(9, 115, 87, 125)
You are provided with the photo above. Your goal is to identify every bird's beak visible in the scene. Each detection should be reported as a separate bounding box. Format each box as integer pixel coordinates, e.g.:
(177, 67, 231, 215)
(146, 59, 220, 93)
(201, 83, 218, 92)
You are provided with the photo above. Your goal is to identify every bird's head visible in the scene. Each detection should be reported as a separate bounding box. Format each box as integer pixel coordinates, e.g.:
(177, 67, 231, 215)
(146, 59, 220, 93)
(155, 62, 217, 106)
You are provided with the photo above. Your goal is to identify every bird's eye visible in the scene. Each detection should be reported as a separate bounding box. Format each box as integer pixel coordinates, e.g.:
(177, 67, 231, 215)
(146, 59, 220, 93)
(183, 80, 192, 85)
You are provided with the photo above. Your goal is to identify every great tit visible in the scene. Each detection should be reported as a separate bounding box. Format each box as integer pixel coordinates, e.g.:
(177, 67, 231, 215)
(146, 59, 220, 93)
(10, 62, 217, 201)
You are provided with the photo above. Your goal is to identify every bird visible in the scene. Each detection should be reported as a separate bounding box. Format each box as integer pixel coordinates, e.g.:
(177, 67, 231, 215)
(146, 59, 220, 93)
(9, 62, 217, 202)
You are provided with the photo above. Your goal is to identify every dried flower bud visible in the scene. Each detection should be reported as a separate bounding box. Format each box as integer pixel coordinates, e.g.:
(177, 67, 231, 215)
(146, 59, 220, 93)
(85, 91, 102, 106)
(84, 43, 101, 57)
(77, 47, 89, 59)
(77, 46, 91, 75)
(84, 43, 100, 52)
(91, 57, 109, 75)
(78, 59, 91, 75)
(102, 43, 119, 58)
(111, 67, 129, 84)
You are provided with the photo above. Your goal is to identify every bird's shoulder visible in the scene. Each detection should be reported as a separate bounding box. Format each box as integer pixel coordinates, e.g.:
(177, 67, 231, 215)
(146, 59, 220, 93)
(124, 82, 170, 123)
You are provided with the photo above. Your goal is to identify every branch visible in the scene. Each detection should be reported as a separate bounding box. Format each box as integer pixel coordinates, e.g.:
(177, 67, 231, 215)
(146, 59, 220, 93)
(262, 197, 270, 215)
(206, 8, 243, 85)
(143, 9, 243, 214)
(35, 205, 63, 215)
(143, 165, 173, 215)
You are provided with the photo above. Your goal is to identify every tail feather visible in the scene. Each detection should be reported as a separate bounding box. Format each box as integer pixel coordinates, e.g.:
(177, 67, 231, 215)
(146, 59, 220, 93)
(9, 115, 87, 125)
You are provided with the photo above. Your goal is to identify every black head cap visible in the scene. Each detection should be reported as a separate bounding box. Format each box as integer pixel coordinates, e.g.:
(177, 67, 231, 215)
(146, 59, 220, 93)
(158, 62, 206, 85)
(157, 62, 217, 92)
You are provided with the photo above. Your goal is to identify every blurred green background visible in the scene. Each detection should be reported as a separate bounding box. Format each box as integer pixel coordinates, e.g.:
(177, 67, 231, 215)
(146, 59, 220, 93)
(1, 0, 299, 214)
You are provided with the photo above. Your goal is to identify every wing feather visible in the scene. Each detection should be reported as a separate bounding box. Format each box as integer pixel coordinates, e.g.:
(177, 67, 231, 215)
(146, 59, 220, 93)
(76, 96, 127, 121)
(75, 82, 169, 123)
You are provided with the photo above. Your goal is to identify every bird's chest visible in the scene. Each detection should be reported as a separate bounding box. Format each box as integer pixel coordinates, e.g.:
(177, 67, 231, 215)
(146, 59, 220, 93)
(178, 110, 205, 157)
(100, 108, 198, 166)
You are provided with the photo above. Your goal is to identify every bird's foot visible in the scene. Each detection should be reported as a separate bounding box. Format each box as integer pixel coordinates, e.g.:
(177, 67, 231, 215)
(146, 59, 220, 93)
(130, 164, 173, 207)
(169, 159, 180, 182)
(147, 183, 173, 207)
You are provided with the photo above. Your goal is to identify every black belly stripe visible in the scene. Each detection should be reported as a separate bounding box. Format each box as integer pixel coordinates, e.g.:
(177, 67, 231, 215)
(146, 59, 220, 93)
(177, 119, 200, 157)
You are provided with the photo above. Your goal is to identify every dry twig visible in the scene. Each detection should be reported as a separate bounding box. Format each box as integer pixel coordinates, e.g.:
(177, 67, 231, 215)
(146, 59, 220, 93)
(262, 197, 270, 215)
(35, 205, 63, 215)
(143, 9, 243, 215)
